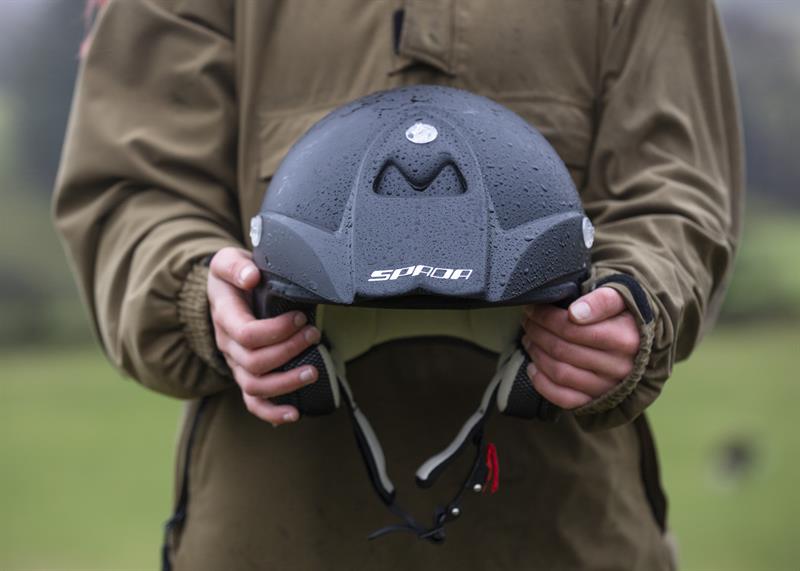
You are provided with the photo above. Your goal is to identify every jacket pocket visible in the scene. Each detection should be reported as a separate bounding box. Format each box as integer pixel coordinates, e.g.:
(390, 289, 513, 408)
(496, 94, 594, 188)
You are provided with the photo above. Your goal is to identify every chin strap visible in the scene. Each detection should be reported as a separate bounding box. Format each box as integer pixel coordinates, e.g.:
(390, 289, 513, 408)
(338, 366, 504, 543)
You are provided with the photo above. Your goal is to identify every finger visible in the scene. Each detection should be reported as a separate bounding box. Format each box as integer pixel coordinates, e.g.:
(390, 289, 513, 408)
(209, 279, 256, 335)
(241, 392, 299, 426)
(522, 324, 634, 380)
(527, 346, 617, 398)
(235, 364, 318, 399)
(224, 326, 321, 376)
(217, 307, 308, 351)
(210, 247, 260, 290)
(526, 307, 640, 354)
(568, 287, 626, 325)
(527, 364, 593, 410)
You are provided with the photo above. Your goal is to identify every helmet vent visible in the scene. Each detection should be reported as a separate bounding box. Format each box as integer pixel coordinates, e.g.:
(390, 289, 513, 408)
(374, 162, 466, 197)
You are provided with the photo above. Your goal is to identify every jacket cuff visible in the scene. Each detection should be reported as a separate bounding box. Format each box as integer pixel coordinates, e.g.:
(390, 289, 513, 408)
(176, 262, 231, 377)
(573, 269, 658, 425)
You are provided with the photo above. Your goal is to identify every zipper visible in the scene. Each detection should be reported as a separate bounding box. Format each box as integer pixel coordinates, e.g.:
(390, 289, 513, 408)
(161, 396, 211, 571)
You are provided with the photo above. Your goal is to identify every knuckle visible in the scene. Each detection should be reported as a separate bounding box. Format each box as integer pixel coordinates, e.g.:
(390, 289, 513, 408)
(530, 371, 548, 394)
(243, 395, 258, 415)
(239, 352, 261, 374)
(586, 327, 605, 347)
(213, 332, 227, 351)
(623, 332, 641, 354)
(227, 323, 243, 343)
(210, 247, 236, 273)
(622, 313, 637, 329)
(240, 378, 258, 396)
(549, 338, 569, 361)
(532, 372, 560, 406)
(235, 370, 256, 395)
(237, 324, 259, 349)
(552, 363, 571, 385)
(560, 322, 580, 342)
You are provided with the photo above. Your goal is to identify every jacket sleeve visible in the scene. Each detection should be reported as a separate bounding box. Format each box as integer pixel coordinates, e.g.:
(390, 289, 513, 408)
(574, 0, 744, 430)
(53, 0, 239, 398)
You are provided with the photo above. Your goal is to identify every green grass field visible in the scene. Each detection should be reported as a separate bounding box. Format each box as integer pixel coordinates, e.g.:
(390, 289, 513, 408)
(1, 325, 798, 570)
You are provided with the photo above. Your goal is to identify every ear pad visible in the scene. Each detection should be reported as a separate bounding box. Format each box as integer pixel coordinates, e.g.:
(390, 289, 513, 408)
(271, 345, 341, 416)
(496, 348, 560, 421)
(495, 291, 582, 421)
(252, 288, 340, 416)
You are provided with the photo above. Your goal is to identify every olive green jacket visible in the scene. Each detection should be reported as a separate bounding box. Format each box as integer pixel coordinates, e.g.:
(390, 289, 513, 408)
(54, 1, 742, 569)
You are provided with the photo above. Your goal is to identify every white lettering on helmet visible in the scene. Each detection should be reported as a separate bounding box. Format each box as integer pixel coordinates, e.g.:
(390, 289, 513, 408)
(390, 266, 416, 280)
(430, 268, 454, 279)
(368, 269, 393, 282)
(368, 265, 473, 282)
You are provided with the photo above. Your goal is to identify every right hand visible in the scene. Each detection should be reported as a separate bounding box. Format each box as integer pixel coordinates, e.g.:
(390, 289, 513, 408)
(208, 247, 321, 426)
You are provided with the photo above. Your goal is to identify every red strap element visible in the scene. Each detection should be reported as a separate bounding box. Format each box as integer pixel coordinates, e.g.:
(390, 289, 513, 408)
(484, 443, 499, 494)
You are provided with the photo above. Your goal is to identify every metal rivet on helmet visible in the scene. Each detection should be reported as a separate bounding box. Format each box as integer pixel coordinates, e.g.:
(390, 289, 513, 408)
(249, 215, 262, 248)
(405, 122, 438, 144)
(582, 216, 595, 249)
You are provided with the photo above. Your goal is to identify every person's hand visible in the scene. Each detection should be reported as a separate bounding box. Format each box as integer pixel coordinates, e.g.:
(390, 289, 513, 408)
(521, 287, 640, 410)
(207, 247, 321, 426)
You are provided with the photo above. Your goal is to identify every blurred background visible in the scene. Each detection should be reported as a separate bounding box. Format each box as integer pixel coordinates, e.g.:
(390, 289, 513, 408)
(1, 0, 798, 569)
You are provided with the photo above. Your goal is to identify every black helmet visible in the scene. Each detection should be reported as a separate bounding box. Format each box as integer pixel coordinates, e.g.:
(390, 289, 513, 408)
(250, 85, 594, 541)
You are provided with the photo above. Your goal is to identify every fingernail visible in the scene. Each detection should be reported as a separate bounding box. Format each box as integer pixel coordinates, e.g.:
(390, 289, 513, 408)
(299, 367, 315, 383)
(304, 327, 321, 344)
(293, 312, 307, 328)
(526, 362, 537, 380)
(570, 301, 591, 322)
(238, 265, 256, 285)
(283, 411, 298, 422)
(521, 335, 531, 350)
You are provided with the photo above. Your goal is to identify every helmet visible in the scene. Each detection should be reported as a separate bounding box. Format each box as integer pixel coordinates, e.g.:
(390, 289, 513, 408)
(249, 85, 594, 541)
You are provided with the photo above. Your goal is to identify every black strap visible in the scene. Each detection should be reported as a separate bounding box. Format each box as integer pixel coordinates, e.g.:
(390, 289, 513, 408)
(367, 431, 491, 543)
(596, 274, 654, 324)
(342, 380, 496, 544)
(161, 397, 210, 571)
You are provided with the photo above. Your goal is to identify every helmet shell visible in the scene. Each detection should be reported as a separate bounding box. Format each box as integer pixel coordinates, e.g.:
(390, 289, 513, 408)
(252, 85, 591, 308)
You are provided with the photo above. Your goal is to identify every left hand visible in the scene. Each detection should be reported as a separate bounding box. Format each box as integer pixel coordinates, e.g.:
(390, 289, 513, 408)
(521, 287, 641, 410)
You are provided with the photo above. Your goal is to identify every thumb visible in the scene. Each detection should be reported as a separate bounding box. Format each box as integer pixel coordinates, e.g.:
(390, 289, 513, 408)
(568, 286, 626, 325)
(209, 247, 260, 290)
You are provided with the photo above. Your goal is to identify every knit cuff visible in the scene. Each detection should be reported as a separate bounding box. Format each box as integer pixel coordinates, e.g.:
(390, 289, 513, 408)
(573, 271, 657, 417)
(176, 263, 231, 377)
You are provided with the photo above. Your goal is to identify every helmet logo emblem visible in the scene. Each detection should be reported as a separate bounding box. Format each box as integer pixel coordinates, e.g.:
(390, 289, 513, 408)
(405, 122, 438, 144)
